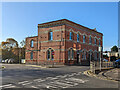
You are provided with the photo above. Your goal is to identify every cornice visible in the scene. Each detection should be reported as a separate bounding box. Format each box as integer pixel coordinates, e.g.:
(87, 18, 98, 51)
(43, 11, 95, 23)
(38, 19, 103, 36)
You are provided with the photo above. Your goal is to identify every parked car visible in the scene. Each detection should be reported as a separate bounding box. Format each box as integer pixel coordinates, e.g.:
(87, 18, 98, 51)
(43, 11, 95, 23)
(5, 59, 9, 63)
(7, 58, 15, 64)
(114, 59, 120, 68)
(2, 60, 5, 63)
(103, 59, 108, 62)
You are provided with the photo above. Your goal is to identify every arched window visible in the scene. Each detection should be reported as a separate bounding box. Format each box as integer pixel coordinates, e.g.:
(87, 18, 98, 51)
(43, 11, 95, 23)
(82, 51, 84, 60)
(49, 31, 53, 40)
(69, 32, 73, 40)
(94, 38, 97, 45)
(94, 52, 97, 60)
(51, 49, 54, 60)
(30, 40, 34, 47)
(84, 51, 87, 60)
(77, 33, 80, 42)
(30, 52, 33, 60)
(89, 36, 92, 44)
(88, 50, 93, 61)
(68, 48, 74, 60)
(47, 50, 50, 60)
(83, 35, 85, 43)
(47, 48, 54, 60)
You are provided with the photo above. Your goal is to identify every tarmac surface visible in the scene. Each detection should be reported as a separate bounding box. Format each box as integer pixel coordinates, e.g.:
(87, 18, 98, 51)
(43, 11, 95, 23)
(0, 64, 119, 89)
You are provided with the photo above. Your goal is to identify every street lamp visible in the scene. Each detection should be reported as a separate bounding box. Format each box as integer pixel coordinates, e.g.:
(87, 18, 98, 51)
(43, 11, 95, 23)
(99, 46, 103, 71)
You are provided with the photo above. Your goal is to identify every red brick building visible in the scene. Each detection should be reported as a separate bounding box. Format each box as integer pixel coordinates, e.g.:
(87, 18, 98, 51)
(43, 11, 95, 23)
(25, 19, 103, 65)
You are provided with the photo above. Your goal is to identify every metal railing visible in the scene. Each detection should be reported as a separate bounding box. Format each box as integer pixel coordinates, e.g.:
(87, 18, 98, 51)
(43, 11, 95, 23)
(90, 61, 114, 73)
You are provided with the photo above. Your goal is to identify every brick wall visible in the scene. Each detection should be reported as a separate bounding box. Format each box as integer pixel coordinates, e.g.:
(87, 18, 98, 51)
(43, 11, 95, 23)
(25, 19, 103, 65)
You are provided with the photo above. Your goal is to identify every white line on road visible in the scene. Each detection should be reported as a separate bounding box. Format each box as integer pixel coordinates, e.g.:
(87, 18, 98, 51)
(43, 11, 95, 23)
(56, 75, 62, 78)
(22, 82, 32, 86)
(50, 77, 58, 80)
(66, 78, 88, 83)
(46, 77, 53, 79)
(47, 82, 65, 88)
(4, 85, 16, 88)
(18, 81, 29, 84)
(0, 84, 12, 88)
(31, 86, 38, 88)
(55, 81, 74, 87)
(33, 78, 42, 81)
(37, 79, 46, 82)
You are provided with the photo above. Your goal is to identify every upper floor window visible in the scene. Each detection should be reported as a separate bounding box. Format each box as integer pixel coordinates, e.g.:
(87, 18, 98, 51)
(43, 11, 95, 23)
(83, 35, 85, 43)
(30, 52, 33, 60)
(94, 38, 97, 45)
(89, 36, 92, 44)
(68, 48, 74, 60)
(47, 48, 54, 60)
(99, 40, 101, 46)
(30, 40, 34, 48)
(49, 31, 53, 40)
(69, 32, 73, 40)
(77, 34, 80, 42)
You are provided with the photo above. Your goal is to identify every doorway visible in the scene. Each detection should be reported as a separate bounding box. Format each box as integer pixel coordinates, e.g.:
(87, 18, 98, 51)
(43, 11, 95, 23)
(77, 54, 79, 64)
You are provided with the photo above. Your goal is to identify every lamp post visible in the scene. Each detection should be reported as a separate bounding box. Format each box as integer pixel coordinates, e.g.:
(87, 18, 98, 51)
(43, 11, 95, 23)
(99, 46, 102, 71)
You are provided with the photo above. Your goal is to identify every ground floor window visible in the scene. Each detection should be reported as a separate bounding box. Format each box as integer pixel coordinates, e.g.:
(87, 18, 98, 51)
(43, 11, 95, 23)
(47, 48, 54, 60)
(82, 51, 87, 60)
(68, 48, 74, 60)
(94, 52, 98, 60)
(30, 52, 33, 60)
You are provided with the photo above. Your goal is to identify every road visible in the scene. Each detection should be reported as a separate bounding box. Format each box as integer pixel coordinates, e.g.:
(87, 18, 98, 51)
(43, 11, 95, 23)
(0, 64, 119, 89)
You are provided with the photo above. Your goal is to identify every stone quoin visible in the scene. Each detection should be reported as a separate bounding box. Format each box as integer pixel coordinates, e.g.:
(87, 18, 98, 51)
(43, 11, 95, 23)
(25, 19, 103, 65)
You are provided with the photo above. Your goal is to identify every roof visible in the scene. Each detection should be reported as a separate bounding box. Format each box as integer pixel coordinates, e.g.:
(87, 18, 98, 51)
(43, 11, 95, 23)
(26, 36, 38, 39)
(38, 19, 103, 35)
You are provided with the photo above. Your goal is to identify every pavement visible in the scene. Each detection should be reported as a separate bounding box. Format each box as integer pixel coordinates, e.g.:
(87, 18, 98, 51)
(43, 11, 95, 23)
(84, 67, 120, 82)
(104, 68, 120, 81)
(0, 64, 119, 89)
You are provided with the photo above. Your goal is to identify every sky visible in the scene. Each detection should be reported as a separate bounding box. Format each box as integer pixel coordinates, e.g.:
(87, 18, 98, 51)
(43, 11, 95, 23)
(2, 2, 118, 51)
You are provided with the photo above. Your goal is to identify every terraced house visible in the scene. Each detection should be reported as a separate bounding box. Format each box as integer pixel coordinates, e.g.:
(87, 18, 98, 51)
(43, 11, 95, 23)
(25, 19, 103, 65)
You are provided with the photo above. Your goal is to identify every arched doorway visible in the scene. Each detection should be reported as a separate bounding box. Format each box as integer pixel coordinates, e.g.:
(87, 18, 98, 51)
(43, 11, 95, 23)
(76, 50, 82, 65)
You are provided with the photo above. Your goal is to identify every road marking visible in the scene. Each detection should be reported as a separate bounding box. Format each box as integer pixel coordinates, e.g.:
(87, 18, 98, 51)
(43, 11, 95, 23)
(50, 77, 58, 80)
(31, 86, 38, 88)
(68, 74, 74, 77)
(18, 81, 29, 84)
(46, 85, 58, 89)
(56, 75, 63, 78)
(22, 82, 32, 86)
(4, 85, 16, 88)
(34, 78, 46, 82)
(0, 84, 12, 88)
(55, 80, 78, 87)
(46, 77, 53, 79)
(54, 81, 74, 87)
(60, 75, 68, 78)
(60, 80, 78, 85)
(66, 78, 88, 83)
(37, 79, 46, 82)
(34, 78, 42, 81)
(47, 82, 65, 88)
(37, 84, 49, 88)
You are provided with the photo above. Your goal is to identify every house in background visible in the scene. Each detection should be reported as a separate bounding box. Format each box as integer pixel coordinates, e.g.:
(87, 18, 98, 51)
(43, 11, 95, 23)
(25, 19, 103, 65)
(103, 51, 119, 61)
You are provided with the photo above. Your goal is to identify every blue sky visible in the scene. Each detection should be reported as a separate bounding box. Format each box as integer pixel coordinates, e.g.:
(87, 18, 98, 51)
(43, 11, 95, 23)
(2, 2, 118, 51)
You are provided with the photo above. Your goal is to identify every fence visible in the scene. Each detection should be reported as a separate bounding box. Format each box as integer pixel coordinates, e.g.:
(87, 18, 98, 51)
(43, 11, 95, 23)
(90, 61, 114, 73)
